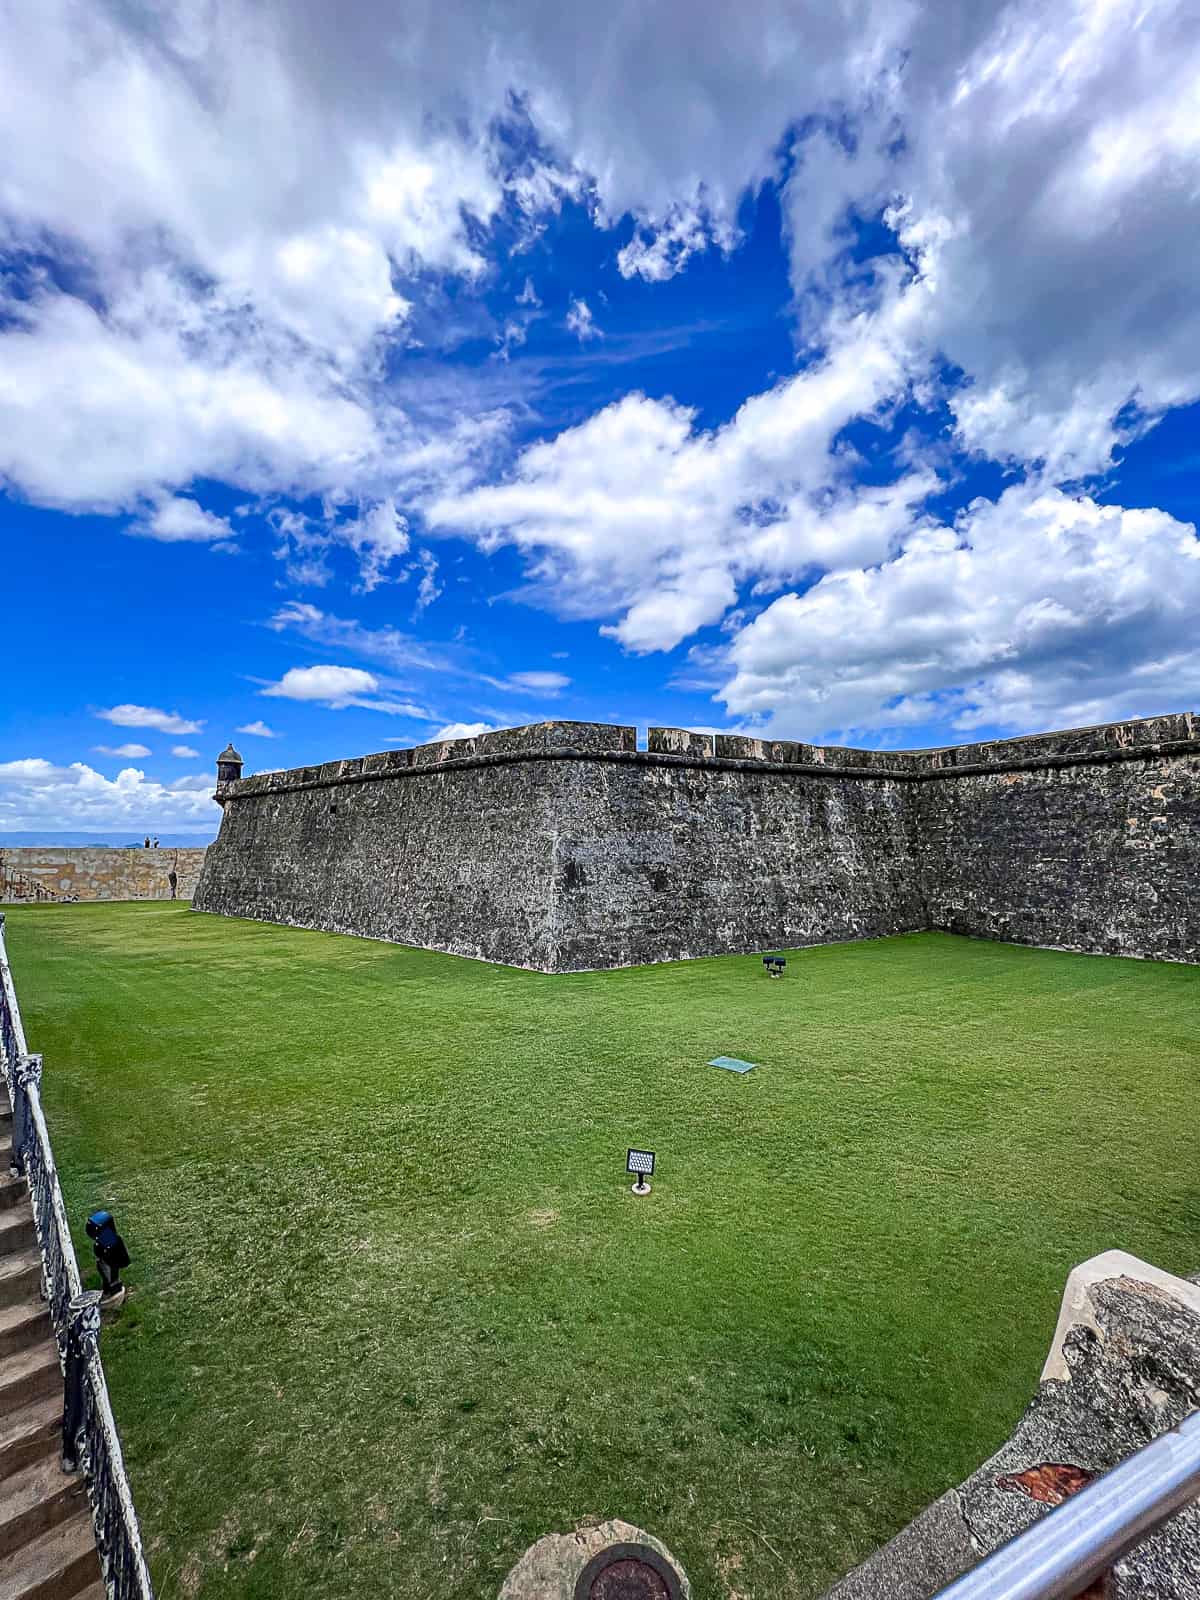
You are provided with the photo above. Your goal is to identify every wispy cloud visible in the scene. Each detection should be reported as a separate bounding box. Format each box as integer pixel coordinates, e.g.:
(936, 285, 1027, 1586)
(96, 705, 203, 734)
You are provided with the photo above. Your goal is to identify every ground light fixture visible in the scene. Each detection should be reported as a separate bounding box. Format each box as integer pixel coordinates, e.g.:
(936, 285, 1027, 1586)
(763, 955, 786, 977)
(627, 1148, 655, 1196)
(85, 1209, 130, 1307)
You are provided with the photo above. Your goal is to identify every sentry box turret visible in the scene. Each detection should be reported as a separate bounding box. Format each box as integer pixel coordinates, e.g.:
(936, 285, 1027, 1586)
(763, 955, 786, 978)
(627, 1148, 655, 1196)
(85, 1210, 130, 1306)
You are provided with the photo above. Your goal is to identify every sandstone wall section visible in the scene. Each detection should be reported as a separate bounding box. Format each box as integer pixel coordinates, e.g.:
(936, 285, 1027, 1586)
(0, 846, 207, 904)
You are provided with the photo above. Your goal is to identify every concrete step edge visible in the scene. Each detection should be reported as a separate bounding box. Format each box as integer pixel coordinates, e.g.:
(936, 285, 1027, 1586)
(0, 1454, 87, 1562)
(0, 1258, 42, 1314)
(0, 1342, 60, 1410)
(0, 1394, 60, 1484)
(0, 1303, 49, 1360)
(0, 1507, 99, 1600)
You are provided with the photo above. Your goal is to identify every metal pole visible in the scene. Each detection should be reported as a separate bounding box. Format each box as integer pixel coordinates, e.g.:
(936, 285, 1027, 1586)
(933, 1409, 1200, 1600)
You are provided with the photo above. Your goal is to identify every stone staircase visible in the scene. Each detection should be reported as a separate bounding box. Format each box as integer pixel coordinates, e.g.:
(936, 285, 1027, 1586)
(0, 1094, 103, 1600)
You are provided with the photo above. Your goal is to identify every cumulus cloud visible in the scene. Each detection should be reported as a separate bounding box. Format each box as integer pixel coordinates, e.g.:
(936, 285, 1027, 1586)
(4, 0, 1200, 748)
(96, 705, 203, 735)
(428, 722, 494, 741)
(0, 760, 217, 831)
(237, 721, 280, 738)
(171, 745, 201, 759)
(130, 497, 236, 545)
(261, 665, 429, 717)
(430, 276, 933, 651)
(719, 487, 1200, 739)
(93, 744, 152, 759)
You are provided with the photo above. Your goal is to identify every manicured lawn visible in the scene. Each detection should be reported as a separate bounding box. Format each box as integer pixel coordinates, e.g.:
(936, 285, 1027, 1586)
(6, 904, 1200, 1599)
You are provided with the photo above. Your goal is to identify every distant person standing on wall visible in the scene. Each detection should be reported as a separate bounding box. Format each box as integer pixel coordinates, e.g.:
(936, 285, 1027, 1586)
(144, 836, 150, 848)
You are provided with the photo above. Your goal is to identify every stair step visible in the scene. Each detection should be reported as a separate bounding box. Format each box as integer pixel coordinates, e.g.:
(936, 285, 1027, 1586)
(0, 1179, 24, 1214)
(0, 1454, 87, 1561)
(0, 1214, 35, 1256)
(0, 1506, 99, 1600)
(0, 1254, 40, 1313)
(0, 1342, 59, 1413)
(0, 1303, 48, 1362)
(0, 1395, 59, 1483)
(73, 1588, 105, 1600)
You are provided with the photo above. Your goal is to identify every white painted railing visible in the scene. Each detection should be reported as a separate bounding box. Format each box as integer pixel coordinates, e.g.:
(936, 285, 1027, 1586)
(0, 912, 155, 1600)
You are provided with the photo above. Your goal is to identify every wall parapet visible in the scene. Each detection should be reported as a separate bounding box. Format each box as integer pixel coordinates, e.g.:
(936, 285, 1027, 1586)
(218, 713, 1200, 804)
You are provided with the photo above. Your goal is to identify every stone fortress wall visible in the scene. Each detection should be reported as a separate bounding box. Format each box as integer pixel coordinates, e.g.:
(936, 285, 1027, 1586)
(192, 710, 1200, 970)
(0, 846, 208, 904)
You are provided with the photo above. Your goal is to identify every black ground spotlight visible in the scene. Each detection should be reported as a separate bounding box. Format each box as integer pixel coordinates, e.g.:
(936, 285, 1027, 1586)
(762, 955, 787, 978)
(86, 1210, 130, 1306)
(627, 1147, 655, 1196)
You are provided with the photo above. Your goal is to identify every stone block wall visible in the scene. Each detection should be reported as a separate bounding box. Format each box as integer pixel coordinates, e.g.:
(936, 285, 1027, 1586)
(0, 847, 208, 903)
(912, 713, 1200, 963)
(824, 1253, 1200, 1599)
(192, 712, 1200, 970)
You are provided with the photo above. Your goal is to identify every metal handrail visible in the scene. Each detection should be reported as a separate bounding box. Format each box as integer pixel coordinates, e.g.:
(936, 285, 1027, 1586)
(0, 912, 155, 1600)
(932, 1405, 1200, 1599)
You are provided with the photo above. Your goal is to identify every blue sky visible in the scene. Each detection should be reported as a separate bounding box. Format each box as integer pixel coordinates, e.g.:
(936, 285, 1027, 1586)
(2, 0, 1199, 836)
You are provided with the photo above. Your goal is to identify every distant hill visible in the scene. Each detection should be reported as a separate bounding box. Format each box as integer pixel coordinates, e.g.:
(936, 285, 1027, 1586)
(0, 831, 216, 848)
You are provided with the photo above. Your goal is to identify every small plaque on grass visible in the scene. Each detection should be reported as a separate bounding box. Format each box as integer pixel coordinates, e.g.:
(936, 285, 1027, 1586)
(709, 1055, 756, 1073)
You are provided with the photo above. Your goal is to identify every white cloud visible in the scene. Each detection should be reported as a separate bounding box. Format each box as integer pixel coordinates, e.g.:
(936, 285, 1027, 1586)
(3, 0, 1200, 748)
(237, 721, 280, 738)
(617, 208, 714, 282)
(430, 278, 931, 652)
(413, 550, 442, 614)
(131, 497, 235, 545)
(92, 743, 152, 759)
(719, 486, 1200, 739)
(262, 665, 379, 704)
(565, 298, 601, 341)
(266, 601, 446, 675)
(0, 760, 217, 831)
(261, 664, 429, 717)
(97, 705, 204, 734)
(171, 745, 201, 758)
(428, 722, 494, 741)
(339, 499, 410, 592)
(505, 671, 571, 695)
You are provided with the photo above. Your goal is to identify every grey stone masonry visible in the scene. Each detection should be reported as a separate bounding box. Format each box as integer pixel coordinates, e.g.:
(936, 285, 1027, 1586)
(823, 1253, 1200, 1599)
(192, 711, 1200, 971)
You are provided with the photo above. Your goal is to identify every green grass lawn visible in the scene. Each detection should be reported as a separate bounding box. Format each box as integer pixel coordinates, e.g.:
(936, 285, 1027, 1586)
(6, 904, 1200, 1599)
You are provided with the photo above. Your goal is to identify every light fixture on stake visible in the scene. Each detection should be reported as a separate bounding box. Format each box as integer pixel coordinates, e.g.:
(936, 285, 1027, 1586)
(762, 955, 786, 978)
(85, 1210, 130, 1308)
(627, 1148, 655, 1196)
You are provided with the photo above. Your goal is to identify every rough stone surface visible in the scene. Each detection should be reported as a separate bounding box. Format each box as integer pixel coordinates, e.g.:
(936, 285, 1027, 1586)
(1, 846, 207, 904)
(193, 711, 1200, 972)
(823, 1255, 1200, 1600)
(498, 1518, 690, 1600)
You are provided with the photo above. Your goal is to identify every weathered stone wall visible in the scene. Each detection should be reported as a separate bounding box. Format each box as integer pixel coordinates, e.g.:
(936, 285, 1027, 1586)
(546, 757, 923, 971)
(912, 712, 1200, 963)
(824, 1252, 1200, 1599)
(0, 847, 207, 903)
(192, 711, 1200, 971)
(193, 724, 635, 969)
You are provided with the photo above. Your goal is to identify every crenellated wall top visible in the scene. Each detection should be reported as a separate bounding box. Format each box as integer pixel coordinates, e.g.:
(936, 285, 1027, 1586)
(217, 710, 1200, 802)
